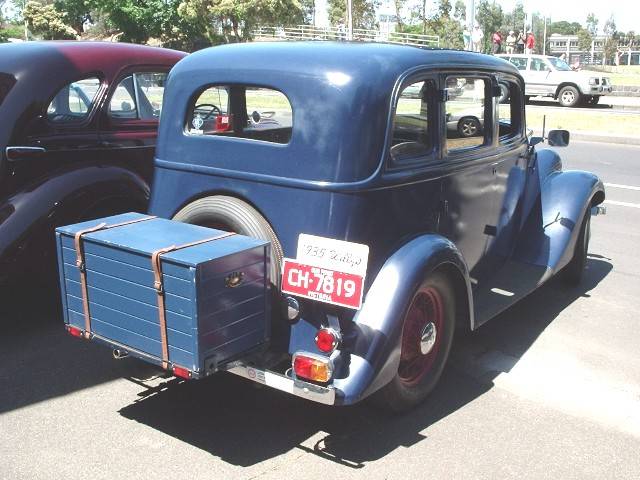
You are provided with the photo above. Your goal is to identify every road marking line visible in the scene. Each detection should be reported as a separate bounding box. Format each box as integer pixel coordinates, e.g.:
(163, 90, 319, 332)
(604, 200, 640, 209)
(604, 182, 640, 191)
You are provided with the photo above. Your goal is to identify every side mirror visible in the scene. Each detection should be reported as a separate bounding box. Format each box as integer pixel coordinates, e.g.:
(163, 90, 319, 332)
(548, 129, 570, 147)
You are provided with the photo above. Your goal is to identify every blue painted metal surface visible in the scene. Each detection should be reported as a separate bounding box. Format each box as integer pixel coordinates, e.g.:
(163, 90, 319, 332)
(56, 212, 270, 375)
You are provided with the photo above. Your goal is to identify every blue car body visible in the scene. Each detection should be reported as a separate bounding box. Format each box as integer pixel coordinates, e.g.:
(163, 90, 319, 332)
(146, 42, 604, 405)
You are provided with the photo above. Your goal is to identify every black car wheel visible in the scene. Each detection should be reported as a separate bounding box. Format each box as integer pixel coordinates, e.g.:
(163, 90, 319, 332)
(374, 272, 455, 413)
(457, 116, 481, 137)
(563, 211, 591, 285)
(558, 86, 581, 107)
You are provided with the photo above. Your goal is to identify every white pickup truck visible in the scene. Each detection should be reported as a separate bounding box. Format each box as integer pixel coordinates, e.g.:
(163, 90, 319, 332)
(496, 54, 612, 107)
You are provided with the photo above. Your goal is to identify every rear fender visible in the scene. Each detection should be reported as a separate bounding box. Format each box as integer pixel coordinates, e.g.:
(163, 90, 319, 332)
(331, 234, 472, 405)
(0, 165, 149, 279)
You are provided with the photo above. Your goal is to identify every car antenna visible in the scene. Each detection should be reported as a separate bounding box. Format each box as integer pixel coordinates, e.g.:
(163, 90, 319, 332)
(542, 114, 546, 141)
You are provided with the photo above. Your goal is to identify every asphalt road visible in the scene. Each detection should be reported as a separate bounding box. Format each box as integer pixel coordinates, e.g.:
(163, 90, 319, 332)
(527, 96, 640, 113)
(1, 141, 640, 479)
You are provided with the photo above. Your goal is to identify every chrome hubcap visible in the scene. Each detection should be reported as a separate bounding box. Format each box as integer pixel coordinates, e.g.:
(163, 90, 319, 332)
(562, 91, 575, 103)
(420, 321, 437, 355)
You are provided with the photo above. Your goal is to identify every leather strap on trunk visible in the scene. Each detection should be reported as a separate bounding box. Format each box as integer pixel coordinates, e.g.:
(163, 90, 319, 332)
(74, 215, 157, 338)
(151, 232, 236, 370)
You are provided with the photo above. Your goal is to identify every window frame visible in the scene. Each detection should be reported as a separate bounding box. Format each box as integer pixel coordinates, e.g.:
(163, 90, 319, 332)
(386, 73, 439, 171)
(496, 74, 525, 147)
(184, 83, 294, 146)
(106, 70, 169, 124)
(45, 74, 105, 128)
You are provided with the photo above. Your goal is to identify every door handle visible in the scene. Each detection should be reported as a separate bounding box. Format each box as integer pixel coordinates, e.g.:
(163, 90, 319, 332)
(5, 146, 47, 162)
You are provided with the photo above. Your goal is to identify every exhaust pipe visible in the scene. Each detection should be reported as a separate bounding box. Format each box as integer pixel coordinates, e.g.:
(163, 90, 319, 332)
(112, 348, 129, 360)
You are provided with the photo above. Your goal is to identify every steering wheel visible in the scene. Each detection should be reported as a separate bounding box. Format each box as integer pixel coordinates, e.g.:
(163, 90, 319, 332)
(193, 103, 221, 120)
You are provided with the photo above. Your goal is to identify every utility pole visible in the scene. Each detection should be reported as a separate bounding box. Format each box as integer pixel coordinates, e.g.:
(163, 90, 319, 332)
(23, 0, 28, 40)
(543, 15, 547, 55)
(347, 0, 353, 40)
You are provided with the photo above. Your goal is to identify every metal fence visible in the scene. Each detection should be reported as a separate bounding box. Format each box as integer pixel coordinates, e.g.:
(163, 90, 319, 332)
(253, 25, 439, 48)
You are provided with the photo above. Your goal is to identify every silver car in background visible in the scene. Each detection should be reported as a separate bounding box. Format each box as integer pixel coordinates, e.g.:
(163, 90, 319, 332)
(496, 54, 612, 107)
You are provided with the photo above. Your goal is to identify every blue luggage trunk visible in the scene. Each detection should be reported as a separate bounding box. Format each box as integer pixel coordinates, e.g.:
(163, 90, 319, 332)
(55, 212, 271, 377)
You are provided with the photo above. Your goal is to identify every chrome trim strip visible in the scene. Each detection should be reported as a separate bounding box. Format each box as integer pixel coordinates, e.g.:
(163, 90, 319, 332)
(224, 361, 337, 405)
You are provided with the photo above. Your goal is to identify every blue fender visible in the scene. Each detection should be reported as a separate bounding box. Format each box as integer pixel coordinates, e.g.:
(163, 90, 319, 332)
(514, 148, 605, 281)
(0, 165, 149, 281)
(331, 234, 472, 405)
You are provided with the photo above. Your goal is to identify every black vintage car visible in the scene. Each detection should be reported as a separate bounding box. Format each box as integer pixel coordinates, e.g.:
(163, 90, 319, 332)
(0, 41, 185, 285)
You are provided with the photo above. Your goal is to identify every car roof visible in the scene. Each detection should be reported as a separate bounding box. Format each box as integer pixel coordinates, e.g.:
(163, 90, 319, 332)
(0, 41, 186, 79)
(158, 42, 522, 184)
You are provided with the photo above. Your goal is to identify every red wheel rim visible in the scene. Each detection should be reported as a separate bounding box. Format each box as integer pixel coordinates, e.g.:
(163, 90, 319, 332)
(398, 286, 445, 387)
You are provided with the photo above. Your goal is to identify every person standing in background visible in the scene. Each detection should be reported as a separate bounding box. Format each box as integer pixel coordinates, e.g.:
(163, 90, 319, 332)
(505, 30, 516, 54)
(492, 30, 503, 54)
(516, 30, 525, 53)
(463, 27, 471, 51)
(471, 25, 484, 53)
(525, 31, 535, 54)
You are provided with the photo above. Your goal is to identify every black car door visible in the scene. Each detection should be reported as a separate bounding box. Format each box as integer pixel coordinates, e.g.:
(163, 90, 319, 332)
(7, 76, 104, 187)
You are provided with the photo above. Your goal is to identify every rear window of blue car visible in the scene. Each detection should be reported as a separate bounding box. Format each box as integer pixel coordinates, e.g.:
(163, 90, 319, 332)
(187, 85, 292, 144)
(0, 73, 17, 107)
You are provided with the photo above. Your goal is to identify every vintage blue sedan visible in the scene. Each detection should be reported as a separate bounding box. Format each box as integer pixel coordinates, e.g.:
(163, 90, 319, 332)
(112, 42, 605, 411)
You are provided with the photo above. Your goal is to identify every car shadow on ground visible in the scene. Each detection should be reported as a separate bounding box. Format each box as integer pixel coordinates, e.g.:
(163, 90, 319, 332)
(0, 286, 161, 414)
(117, 255, 613, 468)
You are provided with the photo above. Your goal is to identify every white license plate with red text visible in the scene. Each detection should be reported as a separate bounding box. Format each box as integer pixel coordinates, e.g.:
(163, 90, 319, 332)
(281, 235, 369, 310)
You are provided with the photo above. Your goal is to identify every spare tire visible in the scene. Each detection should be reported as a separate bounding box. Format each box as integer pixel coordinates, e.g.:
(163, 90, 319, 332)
(172, 196, 284, 288)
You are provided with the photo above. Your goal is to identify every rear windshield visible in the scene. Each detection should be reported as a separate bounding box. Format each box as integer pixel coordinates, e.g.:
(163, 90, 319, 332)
(0, 73, 17, 107)
(187, 85, 292, 144)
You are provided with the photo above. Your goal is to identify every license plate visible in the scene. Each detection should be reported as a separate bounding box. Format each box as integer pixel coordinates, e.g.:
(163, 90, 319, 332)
(281, 259, 365, 309)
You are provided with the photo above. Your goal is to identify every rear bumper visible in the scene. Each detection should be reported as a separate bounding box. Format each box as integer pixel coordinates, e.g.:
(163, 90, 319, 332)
(225, 361, 337, 405)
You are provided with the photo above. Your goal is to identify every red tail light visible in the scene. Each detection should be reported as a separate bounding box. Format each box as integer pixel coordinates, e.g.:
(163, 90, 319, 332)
(293, 353, 332, 382)
(67, 326, 83, 338)
(315, 328, 340, 353)
(173, 365, 192, 379)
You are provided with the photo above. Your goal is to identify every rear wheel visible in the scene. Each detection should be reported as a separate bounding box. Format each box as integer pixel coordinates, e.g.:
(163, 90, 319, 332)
(375, 272, 455, 413)
(563, 211, 591, 285)
(557, 86, 581, 107)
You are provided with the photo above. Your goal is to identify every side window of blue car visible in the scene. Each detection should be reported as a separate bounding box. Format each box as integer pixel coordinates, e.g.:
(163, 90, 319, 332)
(390, 79, 435, 164)
(445, 76, 490, 153)
(187, 85, 292, 144)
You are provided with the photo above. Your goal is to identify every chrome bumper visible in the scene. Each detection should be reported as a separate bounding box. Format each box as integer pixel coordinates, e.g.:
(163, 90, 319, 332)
(224, 361, 337, 405)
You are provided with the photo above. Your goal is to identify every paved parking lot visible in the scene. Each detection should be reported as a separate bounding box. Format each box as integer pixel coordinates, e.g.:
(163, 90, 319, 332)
(1, 141, 639, 479)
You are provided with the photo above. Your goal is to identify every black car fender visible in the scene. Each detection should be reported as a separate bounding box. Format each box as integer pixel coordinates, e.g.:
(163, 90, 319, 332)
(331, 234, 473, 405)
(0, 164, 149, 281)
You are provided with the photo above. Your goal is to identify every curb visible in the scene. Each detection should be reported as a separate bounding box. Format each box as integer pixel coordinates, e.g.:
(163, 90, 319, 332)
(570, 132, 640, 146)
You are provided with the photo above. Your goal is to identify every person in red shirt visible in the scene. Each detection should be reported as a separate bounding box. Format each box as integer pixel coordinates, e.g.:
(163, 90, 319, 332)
(525, 31, 535, 54)
(492, 30, 503, 54)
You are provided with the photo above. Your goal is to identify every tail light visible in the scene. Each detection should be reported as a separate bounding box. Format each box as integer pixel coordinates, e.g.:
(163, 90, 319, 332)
(67, 326, 83, 338)
(293, 353, 332, 383)
(315, 328, 340, 353)
(172, 365, 192, 379)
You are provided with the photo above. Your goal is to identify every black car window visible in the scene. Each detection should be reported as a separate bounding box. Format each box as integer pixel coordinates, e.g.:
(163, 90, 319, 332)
(188, 85, 292, 144)
(445, 77, 489, 152)
(109, 72, 167, 120)
(47, 77, 100, 123)
(390, 80, 435, 163)
(498, 78, 524, 141)
(0, 73, 16, 108)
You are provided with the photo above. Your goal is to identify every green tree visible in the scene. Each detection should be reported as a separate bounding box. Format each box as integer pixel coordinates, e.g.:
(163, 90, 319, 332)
(586, 12, 598, 36)
(402, 0, 463, 49)
(54, 0, 92, 34)
(577, 28, 592, 52)
(453, 0, 465, 22)
(602, 15, 617, 64)
(178, 0, 303, 43)
(328, 0, 378, 30)
(476, 0, 503, 53)
(23, 1, 77, 39)
(548, 20, 582, 35)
